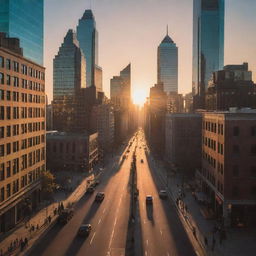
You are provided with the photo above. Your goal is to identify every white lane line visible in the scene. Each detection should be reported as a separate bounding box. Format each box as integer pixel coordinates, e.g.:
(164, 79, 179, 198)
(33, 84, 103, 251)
(146, 239, 149, 246)
(145, 251, 148, 256)
(167, 253, 170, 256)
(160, 229, 163, 236)
(98, 218, 101, 224)
(108, 229, 115, 248)
(90, 232, 96, 245)
(103, 208, 106, 214)
(143, 220, 146, 224)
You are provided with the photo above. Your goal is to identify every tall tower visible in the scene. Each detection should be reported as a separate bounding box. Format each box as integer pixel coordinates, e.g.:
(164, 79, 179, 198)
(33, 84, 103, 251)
(0, 0, 44, 65)
(157, 28, 178, 93)
(192, 0, 225, 109)
(77, 9, 99, 88)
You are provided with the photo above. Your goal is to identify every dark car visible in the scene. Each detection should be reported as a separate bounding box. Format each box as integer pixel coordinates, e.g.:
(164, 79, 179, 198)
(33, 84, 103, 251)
(159, 190, 168, 199)
(87, 186, 95, 193)
(146, 195, 153, 204)
(77, 224, 92, 237)
(141, 159, 144, 163)
(95, 192, 105, 202)
(58, 209, 74, 224)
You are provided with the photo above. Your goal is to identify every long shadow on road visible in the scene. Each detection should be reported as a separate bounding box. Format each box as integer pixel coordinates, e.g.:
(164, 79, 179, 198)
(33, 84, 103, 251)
(144, 150, 197, 256)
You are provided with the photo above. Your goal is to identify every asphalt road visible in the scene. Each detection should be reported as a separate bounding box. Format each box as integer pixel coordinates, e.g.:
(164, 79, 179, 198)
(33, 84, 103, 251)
(30, 130, 197, 256)
(135, 130, 196, 256)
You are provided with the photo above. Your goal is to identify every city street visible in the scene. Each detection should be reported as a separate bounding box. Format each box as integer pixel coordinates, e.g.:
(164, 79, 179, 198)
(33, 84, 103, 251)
(29, 131, 196, 256)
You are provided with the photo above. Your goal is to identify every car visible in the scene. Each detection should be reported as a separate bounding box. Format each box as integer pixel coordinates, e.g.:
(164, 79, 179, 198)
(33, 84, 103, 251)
(146, 195, 153, 204)
(122, 155, 126, 160)
(77, 224, 92, 237)
(95, 192, 105, 202)
(87, 186, 95, 193)
(58, 209, 74, 224)
(141, 159, 144, 163)
(159, 190, 168, 199)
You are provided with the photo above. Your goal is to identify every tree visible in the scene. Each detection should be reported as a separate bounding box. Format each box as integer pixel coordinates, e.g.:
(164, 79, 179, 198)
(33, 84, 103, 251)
(41, 170, 56, 200)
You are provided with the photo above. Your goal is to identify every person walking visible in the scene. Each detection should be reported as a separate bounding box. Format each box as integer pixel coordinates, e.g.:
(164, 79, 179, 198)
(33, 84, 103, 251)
(204, 236, 208, 247)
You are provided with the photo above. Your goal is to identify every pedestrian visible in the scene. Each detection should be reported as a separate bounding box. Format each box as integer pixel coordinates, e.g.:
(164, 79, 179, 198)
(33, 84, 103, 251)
(204, 236, 208, 247)
(20, 241, 25, 252)
(36, 224, 39, 230)
(19, 238, 23, 246)
(24, 237, 28, 247)
(48, 215, 52, 223)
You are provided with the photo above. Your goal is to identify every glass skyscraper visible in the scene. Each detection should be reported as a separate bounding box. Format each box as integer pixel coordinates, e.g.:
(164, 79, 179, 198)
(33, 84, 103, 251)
(77, 9, 98, 87)
(157, 32, 178, 93)
(192, 0, 225, 108)
(0, 0, 44, 65)
(53, 29, 86, 99)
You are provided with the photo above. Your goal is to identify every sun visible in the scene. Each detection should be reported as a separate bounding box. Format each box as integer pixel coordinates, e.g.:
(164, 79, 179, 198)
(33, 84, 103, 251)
(132, 88, 148, 107)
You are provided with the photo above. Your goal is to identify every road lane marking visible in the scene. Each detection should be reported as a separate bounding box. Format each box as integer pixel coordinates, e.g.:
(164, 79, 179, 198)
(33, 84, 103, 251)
(98, 218, 101, 224)
(146, 239, 149, 246)
(145, 251, 148, 256)
(90, 232, 96, 245)
(160, 229, 163, 235)
(144, 220, 146, 224)
(108, 229, 115, 248)
(103, 208, 106, 214)
(167, 253, 170, 256)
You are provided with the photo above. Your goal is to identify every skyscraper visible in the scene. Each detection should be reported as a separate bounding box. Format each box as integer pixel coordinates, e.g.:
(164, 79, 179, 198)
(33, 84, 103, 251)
(192, 0, 225, 109)
(157, 29, 178, 94)
(0, 0, 44, 65)
(77, 9, 100, 88)
(52, 29, 86, 131)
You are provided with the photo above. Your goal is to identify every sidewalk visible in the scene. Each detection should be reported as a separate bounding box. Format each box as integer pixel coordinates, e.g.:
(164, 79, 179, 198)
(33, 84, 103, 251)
(0, 170, 97, 256)
(151, 156, 256, 256)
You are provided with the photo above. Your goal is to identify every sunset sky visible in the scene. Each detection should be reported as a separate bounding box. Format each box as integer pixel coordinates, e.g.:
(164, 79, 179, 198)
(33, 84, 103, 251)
(45, 0, 256, 103)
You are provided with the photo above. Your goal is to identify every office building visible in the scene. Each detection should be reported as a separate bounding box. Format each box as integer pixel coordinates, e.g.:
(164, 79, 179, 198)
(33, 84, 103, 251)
(52, 29, 86, 132)
(0, 0, 44, 65)
(157, 29, 178, 93)
(192, 0, 225, 109)
(198, 110, 256, 227)
(46, 131, 98, 173)
(0, 33, 46, 232)
(206, 63, 256, 111)
(165, 113, 202, 174)
(77, 9, 102, 88)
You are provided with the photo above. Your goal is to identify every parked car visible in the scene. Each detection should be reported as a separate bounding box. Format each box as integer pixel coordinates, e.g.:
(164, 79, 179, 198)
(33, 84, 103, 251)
(87, 186, 95, 193)
(141, 159, 144, 163)
(159, 190, 168, 199)
(146, 195, 153, 204)
(95, 192, 105, 202)
(77, 224, 92, 237)
(58, 209, 74, 224)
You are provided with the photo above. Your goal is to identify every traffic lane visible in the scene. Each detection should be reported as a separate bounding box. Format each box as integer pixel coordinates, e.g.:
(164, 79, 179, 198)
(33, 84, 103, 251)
(30, 140, 135, 256)
(66, 146, 133, 255)
(137, 139, 196, 256)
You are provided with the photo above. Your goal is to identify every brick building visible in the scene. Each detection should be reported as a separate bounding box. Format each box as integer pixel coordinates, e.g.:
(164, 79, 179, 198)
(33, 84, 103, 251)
(197, 110, 256, 227)
(0, 33, 46, 232)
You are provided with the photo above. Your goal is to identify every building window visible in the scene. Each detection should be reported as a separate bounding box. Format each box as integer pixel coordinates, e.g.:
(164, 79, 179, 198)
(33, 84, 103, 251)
(251, 126, 256, 136)
(232, 165, 239, 177)
(251, 145, 256, 156)
(233, 126, 239, 136)
(0, 187, 4, 202)
(6, 59, 11, 70)
(0, 126, 4, 138)
(6, 75, 11, 85)
(6, 143, 11, 155)
(6, 161, 11, 177)
(233, 145, 240, 154)
(0, 89, 4, 100)
(0, 73, 4, 84)
(0, 163, 4, 181)
(7, 126, 11, 137)
(6, 184, 11, 198)
(0, 106, 4, 120)
(7, 106, 11, 120)
(0, 144, 4, 157)
(0, 56, 4, 67)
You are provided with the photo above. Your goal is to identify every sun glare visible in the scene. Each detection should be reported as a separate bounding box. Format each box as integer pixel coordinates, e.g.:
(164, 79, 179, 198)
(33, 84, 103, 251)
(132, 88, 147, 107)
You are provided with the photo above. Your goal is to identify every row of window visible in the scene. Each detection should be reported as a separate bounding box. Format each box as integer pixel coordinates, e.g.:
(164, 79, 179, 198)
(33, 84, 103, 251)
(232, 126, 256, 137)
(232, 185, 256, 198)
(0, 106, 45, 120)
(203, 121, 224, 135)
(0, 89, 44, 103)
(0, 56, 45, 80)
(0, 122, 45, 139)
(0, 73, 45, 92)
(202, 150, 217, 169)
(201, 168, 224, 194)
(0, 136, 44, 157)
(203, 136, 224, 155)
(0, 166, 43, 203)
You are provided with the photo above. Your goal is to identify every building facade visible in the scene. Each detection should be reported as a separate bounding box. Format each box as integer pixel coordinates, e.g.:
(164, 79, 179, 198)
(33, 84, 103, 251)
(192, 0, 225, 109)
(52, 29, 87, 132)
(157, 31, 178, 93)
(198, 110, 256, 227)
(165, 113, 202, 175)
(205, 63, 256, 111)
(77, 9, 102, 88)
(46, 132, 98, 173)
(0, 0, 44, 65)
(0, 33, 46, 232)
